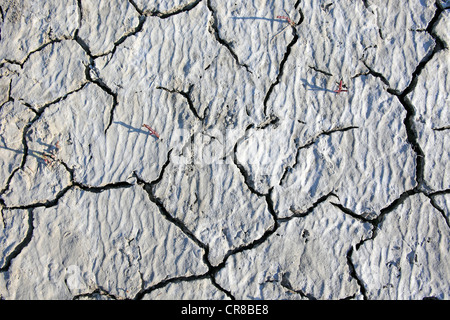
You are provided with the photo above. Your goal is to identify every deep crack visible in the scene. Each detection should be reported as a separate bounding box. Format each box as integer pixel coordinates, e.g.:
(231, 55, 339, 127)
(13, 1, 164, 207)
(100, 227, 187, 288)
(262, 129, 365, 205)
(157, 85, 206, 121)
(280, 272, 316, 300)
(83, 62, 118, 133)
(432, 125, 450, 131)
(391, 94, 426, 189)
(102, 15, 146, 59)
(206, 0, 251, 73)
(426, 192, 450, 229)
(132, 150, 233, 298)
(1, 0, 448, 301)
(360, 1, 449, 198)
(346, 246, 368, 300)
(0, 83, 87, 201)
(73, 288, 121, 300)
(308, 65, 333, 77)
(145, 0, 203, 19)
(281, 192, 338, 222)
(0, 209, 34, 273)
(0, 38, 71, 68)
(330, 202, 375, 224)
(401, 1, 448, 97)
(263, 5, 303, 116)
(279, 126, 359, 186)
(133, 272, 210, 300)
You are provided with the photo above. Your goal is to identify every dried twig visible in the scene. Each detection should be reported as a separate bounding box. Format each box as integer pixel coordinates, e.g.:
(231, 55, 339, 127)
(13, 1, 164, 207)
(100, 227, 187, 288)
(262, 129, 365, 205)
(142, 124, 160, 139)
(334, 80, 348, 94)
(271, 10, 296, 43)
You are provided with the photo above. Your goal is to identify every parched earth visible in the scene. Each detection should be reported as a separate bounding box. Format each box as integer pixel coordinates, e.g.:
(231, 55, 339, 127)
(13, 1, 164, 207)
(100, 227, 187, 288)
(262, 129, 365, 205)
(0, 0, 449, 300)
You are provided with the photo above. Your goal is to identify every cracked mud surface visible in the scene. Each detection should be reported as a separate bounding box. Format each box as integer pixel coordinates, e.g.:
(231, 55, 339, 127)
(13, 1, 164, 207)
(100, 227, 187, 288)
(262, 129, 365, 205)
(0, 0, 449, 300)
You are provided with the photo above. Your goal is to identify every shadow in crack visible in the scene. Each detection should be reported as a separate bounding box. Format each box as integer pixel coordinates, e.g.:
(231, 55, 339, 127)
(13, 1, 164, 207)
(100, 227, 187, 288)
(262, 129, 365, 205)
(301, 78, 335, 93)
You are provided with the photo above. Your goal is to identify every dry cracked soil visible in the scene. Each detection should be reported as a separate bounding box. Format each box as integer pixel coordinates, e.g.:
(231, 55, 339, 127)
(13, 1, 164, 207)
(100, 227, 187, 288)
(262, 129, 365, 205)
(0, 0, 449, 300)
